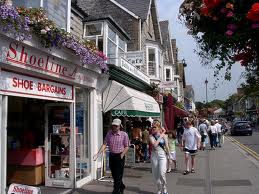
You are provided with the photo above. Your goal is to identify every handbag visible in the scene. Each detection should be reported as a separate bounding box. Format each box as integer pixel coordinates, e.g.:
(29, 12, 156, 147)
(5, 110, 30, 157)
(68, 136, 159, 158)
(216, 136, 219, 143)
(152, 134, 166, 151)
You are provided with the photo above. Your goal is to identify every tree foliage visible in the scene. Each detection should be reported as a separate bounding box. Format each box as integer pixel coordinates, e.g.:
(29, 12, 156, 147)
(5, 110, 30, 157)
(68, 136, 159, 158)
(179, 0, 259, 84)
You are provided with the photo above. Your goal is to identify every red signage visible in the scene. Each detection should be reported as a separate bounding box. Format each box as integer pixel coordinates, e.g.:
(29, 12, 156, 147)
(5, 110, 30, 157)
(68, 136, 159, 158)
(0, 70, 73, 101)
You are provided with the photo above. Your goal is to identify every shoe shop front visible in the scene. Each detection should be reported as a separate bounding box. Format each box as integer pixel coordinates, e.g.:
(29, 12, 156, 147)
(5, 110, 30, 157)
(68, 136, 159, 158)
(0, 32, 107, 193)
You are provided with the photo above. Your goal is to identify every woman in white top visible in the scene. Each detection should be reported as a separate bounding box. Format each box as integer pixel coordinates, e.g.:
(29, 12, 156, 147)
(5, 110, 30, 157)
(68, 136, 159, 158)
(208, 120, 217, 149)
(149, 123, 170, 194)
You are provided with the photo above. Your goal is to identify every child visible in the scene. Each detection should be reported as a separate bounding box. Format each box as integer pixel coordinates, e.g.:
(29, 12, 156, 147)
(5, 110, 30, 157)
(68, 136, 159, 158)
(181, 119, 201, 175)
(167, 130, 177, 172)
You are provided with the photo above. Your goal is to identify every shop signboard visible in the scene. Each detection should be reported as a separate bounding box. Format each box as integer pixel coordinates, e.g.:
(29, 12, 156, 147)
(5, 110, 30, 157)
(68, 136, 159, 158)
(159, 81, 175, 88)
(8, 183, 41, 194)
(120, 58, 150, 84)
(0, 33, 97, 88)
(126, 51, 144, 66)
(0, 70, 73, 102)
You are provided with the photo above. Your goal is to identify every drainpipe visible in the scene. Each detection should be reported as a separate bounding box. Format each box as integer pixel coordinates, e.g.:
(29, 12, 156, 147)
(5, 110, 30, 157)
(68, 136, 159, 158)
(138, 18, 142, 50)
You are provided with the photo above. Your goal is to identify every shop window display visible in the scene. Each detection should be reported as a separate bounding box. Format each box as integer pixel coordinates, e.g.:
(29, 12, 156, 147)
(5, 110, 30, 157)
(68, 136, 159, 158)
(75, 88, 90, 180)
(7, 97, 47, 185)
(47, 106, 71, 180)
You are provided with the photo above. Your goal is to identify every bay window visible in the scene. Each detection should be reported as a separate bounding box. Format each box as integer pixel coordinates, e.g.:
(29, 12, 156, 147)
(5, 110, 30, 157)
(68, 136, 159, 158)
(107, 27, 127, 65)
(165, 68, 171, 81)
(84, 22, 104, 51)
(148, 48, 157, 76)
(84, 22, 127, 65)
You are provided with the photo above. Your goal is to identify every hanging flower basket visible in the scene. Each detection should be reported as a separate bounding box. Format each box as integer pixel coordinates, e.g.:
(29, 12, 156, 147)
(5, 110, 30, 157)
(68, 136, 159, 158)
(179, 0, 259, 81)
(0, 2, 108, 72)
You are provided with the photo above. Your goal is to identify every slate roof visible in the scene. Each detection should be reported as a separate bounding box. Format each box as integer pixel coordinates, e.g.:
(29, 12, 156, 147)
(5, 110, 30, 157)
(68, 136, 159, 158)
(114, 0, 151, 20)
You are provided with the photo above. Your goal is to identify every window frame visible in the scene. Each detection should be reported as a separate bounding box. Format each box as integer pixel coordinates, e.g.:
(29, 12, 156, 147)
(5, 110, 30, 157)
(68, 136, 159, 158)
(165, 67, 173, 82)
(146, 46, 160, 78)
(84, 22, 104, 37)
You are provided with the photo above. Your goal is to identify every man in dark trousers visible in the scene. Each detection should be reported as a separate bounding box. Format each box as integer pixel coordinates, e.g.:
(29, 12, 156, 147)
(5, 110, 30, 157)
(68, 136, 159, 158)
(94, 118, 129, 194)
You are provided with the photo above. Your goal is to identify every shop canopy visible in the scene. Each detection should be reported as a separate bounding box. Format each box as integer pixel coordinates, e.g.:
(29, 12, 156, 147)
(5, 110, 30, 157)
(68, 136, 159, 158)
(173, 106, 190, 117)
(103, 80, 160, 117)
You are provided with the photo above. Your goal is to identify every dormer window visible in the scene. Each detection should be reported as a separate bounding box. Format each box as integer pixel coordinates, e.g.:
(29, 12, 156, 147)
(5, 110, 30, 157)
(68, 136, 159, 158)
(84, 21, 127, 66)
(84, 22, 104, 52)
(148, 48, 156, 76)
(85, 23, 103, 36)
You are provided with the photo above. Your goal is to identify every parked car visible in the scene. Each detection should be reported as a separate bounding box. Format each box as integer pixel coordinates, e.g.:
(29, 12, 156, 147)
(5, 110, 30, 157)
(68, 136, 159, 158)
(230, 121, 253, 136)
(248, 121, 256, 128)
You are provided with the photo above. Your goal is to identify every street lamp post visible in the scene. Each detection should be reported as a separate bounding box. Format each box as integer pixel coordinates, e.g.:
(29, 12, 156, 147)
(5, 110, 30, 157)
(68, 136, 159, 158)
(205, 78, 208, 117)
(205, 78, 208, 103)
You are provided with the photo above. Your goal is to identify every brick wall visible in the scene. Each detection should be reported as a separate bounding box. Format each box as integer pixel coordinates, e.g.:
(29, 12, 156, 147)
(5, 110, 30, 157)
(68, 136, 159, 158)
(70, 10, 84, 39)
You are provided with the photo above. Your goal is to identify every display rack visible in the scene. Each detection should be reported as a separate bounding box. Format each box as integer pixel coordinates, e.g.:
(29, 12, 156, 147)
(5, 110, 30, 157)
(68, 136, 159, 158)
(49, 133, 70, 179)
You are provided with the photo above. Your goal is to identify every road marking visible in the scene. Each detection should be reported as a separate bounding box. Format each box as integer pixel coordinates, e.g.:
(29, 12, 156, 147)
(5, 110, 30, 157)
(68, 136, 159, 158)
(226, 136, 259, 161)
(205, 150, 213, 194)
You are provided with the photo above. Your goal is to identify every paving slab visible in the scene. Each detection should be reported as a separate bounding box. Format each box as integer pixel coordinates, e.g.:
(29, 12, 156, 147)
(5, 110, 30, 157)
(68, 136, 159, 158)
(40, 137, 259, 194)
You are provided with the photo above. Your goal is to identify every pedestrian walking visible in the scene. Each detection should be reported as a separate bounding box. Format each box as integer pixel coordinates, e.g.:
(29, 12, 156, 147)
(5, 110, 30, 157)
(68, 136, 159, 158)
(132, 121, 143, 163)
(208, 120, 217, 149)
(176, 123, 184, 145)
(167, 130, 177, 172)
(215, 120, 222, 147)
(149, 122, 170, 194)
(93, 118, 129, 194)
(198, 119, 208, 150)
(142, 126, 150, 162)
(181, 119, 201, 175)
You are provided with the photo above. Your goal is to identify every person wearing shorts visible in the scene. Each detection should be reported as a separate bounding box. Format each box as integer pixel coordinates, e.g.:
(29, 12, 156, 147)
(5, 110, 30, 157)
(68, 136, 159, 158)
(167, 131, 177, 172)
(181, 119, 201, 175)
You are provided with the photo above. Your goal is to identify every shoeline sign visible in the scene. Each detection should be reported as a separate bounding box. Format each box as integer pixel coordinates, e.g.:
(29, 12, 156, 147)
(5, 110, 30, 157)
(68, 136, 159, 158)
(0, 34, 97, 88)
(8, 183, 41, 194)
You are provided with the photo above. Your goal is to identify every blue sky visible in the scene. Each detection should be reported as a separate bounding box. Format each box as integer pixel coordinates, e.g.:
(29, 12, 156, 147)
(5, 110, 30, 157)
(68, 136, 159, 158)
(157, 0, 244, 102)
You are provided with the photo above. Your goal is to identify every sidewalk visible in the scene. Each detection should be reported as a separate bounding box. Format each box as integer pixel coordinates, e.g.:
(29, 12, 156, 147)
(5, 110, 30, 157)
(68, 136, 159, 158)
(42, 137, 259, 194)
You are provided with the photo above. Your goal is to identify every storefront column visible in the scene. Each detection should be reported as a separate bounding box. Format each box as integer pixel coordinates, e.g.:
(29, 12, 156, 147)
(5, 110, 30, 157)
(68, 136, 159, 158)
(71, 101, 76, 188)
(0, 95, 8, 194)
(90, 89, 98, 180)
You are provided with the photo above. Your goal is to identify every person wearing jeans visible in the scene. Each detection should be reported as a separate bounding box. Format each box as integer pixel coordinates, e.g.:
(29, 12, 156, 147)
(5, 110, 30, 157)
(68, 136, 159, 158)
(142, 126, 150, 161)
(215, 120, 222, 147)
(149, 122, 170, 194)
(208, 121, 217, 149)
(94, 118, 129, 194)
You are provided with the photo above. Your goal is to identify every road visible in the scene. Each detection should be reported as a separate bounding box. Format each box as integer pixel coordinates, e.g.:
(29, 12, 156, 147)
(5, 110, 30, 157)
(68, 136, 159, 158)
(230, 125, 259, 154)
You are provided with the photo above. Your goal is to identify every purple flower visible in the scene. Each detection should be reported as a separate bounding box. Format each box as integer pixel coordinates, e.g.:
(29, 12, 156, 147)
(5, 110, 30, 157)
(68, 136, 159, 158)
(225, 30, 234, 36)
(226, 11, 234, 18)
(252, 23, 259, 29)
(220, 8, 228, 14)
(227, 24, 238, 31)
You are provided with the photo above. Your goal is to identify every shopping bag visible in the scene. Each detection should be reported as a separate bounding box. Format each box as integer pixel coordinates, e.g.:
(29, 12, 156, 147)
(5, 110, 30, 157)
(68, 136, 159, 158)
(216, 136, 219, 144)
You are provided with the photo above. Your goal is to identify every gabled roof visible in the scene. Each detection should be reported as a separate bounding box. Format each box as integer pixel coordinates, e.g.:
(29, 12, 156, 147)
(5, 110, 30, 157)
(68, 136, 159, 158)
(114, 0, 151, 20)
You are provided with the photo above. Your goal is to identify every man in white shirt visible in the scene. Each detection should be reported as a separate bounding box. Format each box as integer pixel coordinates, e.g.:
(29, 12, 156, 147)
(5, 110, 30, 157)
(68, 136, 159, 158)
(198, 119, 208, 150)
(181, 119, 201, 175)
(215, 120, 222, 147)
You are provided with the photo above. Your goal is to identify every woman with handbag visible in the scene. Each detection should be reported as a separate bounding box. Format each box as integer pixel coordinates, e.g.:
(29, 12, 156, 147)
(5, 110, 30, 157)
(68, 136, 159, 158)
(149, 121, 171, 194)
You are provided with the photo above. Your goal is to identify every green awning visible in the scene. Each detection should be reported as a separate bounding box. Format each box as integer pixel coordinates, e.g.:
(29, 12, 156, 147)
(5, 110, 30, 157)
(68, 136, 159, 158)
(103, 81, 160, 117)
(111, 110, 160, 117)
